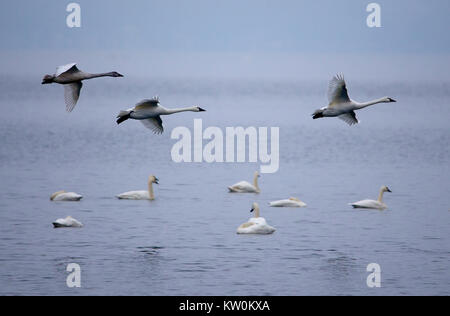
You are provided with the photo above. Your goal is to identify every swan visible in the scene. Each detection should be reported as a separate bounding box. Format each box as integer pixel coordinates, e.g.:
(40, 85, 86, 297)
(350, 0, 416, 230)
(228, 171, 261, 193)
(269, 197, 307, 208)
(237, 202, 276, 234)
(50, 190, 83, 201)
(116, 175, 159, 200)
(52, 216, 83, 228)
(42, 63, 123, 112)
(312, 74, 396, 125)
(349, 186, 392, 210)
(116, 97, 206, 134)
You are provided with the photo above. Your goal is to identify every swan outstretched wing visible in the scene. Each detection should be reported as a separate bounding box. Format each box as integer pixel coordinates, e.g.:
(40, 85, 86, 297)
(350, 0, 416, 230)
(328, 74, 350, 105)
(64, 82, 83, 112)
(56, 63, 79, 77)
(135, 97, 160, 110)
(338, 111, 359, 125)
(141, 116, 164, 134)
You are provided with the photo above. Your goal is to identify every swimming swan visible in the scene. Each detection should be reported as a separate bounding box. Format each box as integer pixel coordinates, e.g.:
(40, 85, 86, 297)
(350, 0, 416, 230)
(42, 63, 123, 112)
(116, 97, 206, 134)
(349, 186, 392, 210)
(50, 191, 83, 201)
(228, 171, 261, 193)
(237, 202, 276, 234)
(312, 74, 396, 125)
(52, 216, 83, 228)
(269, 197, 307, 208)
(116, 175, 159, 200)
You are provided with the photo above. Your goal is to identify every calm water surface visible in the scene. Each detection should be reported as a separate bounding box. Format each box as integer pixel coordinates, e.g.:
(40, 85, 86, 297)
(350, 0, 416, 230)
(0, 77, 449, 295)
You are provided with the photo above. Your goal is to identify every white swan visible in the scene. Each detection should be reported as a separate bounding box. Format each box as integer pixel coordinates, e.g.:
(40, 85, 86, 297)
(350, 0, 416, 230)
(228, 171, 261, 193)
(312, 74, 396, 125)
(237, 202, 276, 234)
(42, 63, 123, 112)
(349, 186, 392, 210)
(50, 190, 83, 201)
(269, 197, 307, 208)
(116, 97, 206, 134)
(52, 216, 83, 228)
(116, 175, 159, 200)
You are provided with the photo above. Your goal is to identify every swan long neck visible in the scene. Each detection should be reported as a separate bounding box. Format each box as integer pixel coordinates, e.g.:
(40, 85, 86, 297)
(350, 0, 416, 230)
(84, 72, 118, 79)
(355, 97, 389, 110)
(253, 206, 260, 218)
(253, 174, 260, 191)
(148, 180, 155, 200)
(377, 188, 385, 203)
(163, 107, 198, 115)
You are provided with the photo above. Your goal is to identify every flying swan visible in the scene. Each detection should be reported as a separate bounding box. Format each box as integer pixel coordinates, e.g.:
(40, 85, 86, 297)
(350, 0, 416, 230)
(50, 191, 83, 201)
(237, 202, 276, 234)
(53, 216, 83, 228)
(42, 63, 123, 112)
(116, 175, 159, 200)
(116, 97, 206, 134)
(312, 74, 396, 125)
(228, 171, 261, 193)
(269, 197, 307, 208)
(349, 186, 392, 210)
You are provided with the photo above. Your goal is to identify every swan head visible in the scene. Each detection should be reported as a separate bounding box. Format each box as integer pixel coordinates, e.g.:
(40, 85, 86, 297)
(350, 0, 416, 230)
(149, 175, 159, 184)
(42, 75, 55, 84)
(383, 97, 396, 103)
(194, 106, 206, 112)
(250, 202, 260, 213)
(289, 197, 300, 202)
(381, 186, 392, 193)
(110, 71, 124, 77)
(254, 171, 260, 178)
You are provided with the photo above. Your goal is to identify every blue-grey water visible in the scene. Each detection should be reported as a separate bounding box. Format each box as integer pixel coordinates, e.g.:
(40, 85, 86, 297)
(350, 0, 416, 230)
(0, 76, 449, 295)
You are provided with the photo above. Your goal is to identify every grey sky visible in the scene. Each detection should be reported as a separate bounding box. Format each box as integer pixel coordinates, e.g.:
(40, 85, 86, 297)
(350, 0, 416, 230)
(1, 0, 449, 81)
(1, 0, 449, 54)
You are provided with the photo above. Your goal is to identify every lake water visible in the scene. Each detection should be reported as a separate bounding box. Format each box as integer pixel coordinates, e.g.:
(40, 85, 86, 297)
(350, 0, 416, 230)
(0, 76, 449, 295)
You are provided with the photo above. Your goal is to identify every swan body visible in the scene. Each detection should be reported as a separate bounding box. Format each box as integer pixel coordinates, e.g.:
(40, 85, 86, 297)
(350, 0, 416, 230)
(52, 216, 83, 228)
(269, 197, 307, 208)
(116, 97, 205, 134)
(312, 74, 396, 125)
(50, 190, 83, 201)
(350, 186, 392, 210)
(228, 171, 260, 193)
(117, 175, 159, 200)
(237, 202, 275, 234)
(42, 63, 123, 112)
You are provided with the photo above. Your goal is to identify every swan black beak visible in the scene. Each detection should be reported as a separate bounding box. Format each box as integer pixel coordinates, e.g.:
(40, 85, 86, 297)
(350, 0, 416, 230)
(198, 107, 206, 112)
(250, 208, 254, 213)
(388, 98, 396, 103)
(155, 178, 159, 184)
(117, 73, 124, 77)
(387, 188, 392, 193)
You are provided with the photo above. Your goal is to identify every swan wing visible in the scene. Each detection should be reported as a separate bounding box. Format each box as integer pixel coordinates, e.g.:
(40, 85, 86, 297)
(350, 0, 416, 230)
(338, 111, 359, 125)
(56, 63, 79, 77)
(328, 74, 350, 106)
(64, 82, 83, 112)
(117, 190, 149, 200)
(135, 98, 160, 110)
(141, 116, 164, 134)
(229, 181, 256, 192)
(350, 199, 384, 209)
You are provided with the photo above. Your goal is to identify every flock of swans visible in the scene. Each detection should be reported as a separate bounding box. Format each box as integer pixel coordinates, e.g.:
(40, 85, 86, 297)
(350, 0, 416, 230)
(44, 63, 397, 232)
